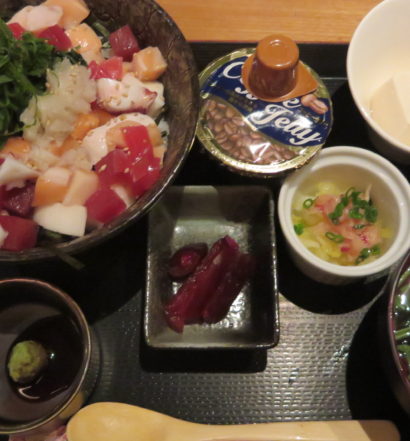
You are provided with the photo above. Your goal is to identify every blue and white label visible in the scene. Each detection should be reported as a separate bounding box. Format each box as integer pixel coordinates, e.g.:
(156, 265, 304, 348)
(201, 56, 332, 148)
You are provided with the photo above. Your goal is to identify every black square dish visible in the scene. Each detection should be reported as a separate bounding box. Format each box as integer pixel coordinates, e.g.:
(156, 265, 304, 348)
(145, 185, 279, 349)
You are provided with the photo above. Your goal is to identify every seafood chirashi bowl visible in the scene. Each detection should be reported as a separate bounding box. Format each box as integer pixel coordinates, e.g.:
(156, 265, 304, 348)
(0, 0, 199, 261)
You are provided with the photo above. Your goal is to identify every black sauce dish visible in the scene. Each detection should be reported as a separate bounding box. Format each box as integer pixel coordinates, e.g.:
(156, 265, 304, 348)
(0, 278, 99, 437)
(0, 0, 199, 263)
(379, 249, 410, 415)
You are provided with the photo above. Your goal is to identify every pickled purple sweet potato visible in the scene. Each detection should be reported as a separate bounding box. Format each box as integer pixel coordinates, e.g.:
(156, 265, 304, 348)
(165, 236, 239, 333)
(202, 253, 255, 324)
(167, 243, 208, 280)
(164, 236, 254, 333)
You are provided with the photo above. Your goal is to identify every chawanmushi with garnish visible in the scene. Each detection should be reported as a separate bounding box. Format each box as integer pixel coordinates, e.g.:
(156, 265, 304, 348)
(292, 181, 391, 266)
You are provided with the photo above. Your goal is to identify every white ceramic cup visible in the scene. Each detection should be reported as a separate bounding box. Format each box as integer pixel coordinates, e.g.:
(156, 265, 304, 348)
(278, 146, 410, 285)
(347, 0, 410, 164)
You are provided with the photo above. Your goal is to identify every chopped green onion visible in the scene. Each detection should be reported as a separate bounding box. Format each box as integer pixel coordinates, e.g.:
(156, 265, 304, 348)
(395, 329, 410, 341)
(325, 232, 344, 243)
(355, 244, 381, 265)
(340, 194, 349, 206)
(371, 244, 381, 255)
(355, 199, 368, 209)
(365, 206, 378, 223)
(328, 202, 344, 224)
(351, 190, 362, 205)
(345, 187, 356, 198)
(303, 198, 315, 209)
(353, 224, 367, 230)
(355, 248, 371, 264)
(328, 216, 340, 225)
(92, 21, 111, 39)
(45, 244, 85, 271)
(349, 206, 364, 219)
(294, 224, 304, 235)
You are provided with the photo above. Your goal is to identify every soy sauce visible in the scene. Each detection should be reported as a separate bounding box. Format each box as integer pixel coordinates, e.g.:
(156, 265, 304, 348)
(8, 314, 83, 402)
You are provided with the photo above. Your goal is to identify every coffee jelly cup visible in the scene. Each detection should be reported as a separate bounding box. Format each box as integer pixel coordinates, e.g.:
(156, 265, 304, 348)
(197, 35, 333, 178)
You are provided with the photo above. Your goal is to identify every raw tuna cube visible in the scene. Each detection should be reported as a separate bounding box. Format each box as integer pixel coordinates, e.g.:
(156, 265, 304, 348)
(89, 57, 123, 80)
(0, 216, 39, 251)
(8, 22, 25, 39)
(137, 157, 161, 192)
(128, 156, 160, 197)
(85, 187, 126, 224)
(109, 25, 140, 61)
(38, 25, 72, 51)
(3, 181, 35, 217)
(95, 149, 130, 188)
(122, 125, 153, 160)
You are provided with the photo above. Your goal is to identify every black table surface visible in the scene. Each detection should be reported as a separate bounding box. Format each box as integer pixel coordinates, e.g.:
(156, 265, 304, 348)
(1, 43, 409, 439)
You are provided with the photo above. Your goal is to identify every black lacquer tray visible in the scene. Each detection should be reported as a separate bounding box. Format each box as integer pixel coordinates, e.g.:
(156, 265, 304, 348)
(1, 43, 410, 439)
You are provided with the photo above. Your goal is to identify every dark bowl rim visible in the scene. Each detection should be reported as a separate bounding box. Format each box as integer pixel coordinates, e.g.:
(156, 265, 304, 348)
(0, 0, 200, 263)
(386, 250, 410, 397)
(0, 277, 92, 434)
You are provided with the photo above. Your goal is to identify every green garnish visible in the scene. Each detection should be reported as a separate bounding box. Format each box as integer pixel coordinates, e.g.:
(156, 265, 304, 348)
(365, 205, 378, 223)
(349, 206, 364, 219)
(345, 187, 356, 198)
(340, 194, 349, 206)
(397, 344, 410, 361)
(45, 244, 85, 271)
(395, 328, 410, 341)
(92, 21, 111, 49)
(371, 244, 381, 255)
(328, 202, 344, 224)
(0, 19, 84, 145)
(355, 244, 381, 265)
(303, 198, 315, 209)
(328, 187, 378, 225)
(350, 190, 362, 205)
(92, 21, 111, 40)
(325, 232, 344, 243)
(38, 230, 85, 270)
(294, 224, 304, 235)
(353, 224, 367, 230)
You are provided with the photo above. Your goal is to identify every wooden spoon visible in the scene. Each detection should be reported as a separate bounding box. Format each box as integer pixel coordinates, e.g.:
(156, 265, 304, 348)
(66, 402, 400, 441)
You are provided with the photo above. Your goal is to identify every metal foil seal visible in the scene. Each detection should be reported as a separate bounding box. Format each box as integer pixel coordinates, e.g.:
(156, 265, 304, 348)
(196, 46, 333, 178)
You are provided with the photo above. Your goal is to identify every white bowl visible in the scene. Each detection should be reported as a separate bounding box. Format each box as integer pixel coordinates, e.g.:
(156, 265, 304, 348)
(347, 0, 410, 164)
(278, 146, 410, 285)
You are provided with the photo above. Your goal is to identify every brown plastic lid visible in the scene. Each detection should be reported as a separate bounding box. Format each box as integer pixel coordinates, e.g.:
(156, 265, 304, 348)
(242, 34, 318, 102)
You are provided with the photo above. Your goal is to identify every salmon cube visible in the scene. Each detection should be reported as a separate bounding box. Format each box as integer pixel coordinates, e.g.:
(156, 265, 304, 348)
(71, 113, 101, 141)
(63, 169, 99, 206)
(33, 167, 72, 207)
(2, 137, 31, 160)
(147, 124, 162, 147)
(153, 145, 166, 166)
(131, 47, 167, 81)
(53, 136, 80, 157)
(44, 0, 90, 29)
(66, 23, 101, 55)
